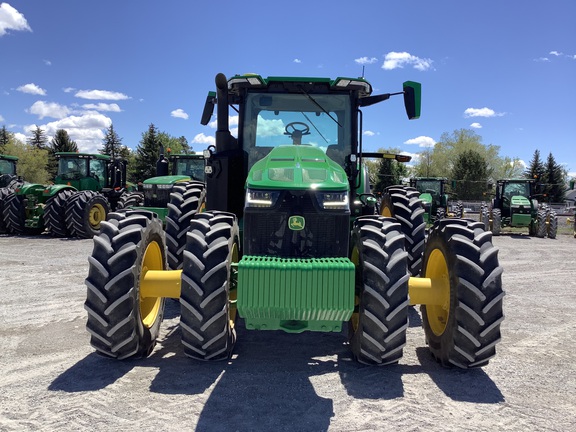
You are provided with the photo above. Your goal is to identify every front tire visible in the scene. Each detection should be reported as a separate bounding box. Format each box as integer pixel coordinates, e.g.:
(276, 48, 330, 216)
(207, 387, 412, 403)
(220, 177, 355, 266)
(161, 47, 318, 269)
(421, 219, 504, 368)
(348, 216, 410, 365)
(66, 190, 110, 238)
(491, 208, 502, 235)
(180, 211, 238, 361)
(0, 188, 11, 233)
(2, 191, 26, 234)
(84, 210, 166, 359)
(116, 191, 144, 209)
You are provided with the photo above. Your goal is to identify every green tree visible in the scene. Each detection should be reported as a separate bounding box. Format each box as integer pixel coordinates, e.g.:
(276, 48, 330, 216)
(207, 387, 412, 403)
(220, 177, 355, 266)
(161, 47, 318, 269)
(451, 149, 489, 200)
(27, 125, 48, 150)
(372, 148, 409, 193)
(47, 129, 78, 180)
(158, 132, 191, 156)
(0, 125, 11, 153)
(130, 123, 161, 182)
(493, 156, 525, 180)
(524, 149, 545, 182)
(413, 129, 501, 180)
(544, 152, 565, 203)
(100, 124, 130, 159)
(3, 140, 49, 184)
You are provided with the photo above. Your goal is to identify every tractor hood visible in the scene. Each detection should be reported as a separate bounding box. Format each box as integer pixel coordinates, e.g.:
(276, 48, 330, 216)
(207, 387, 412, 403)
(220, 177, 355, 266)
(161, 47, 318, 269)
(510, 195, 531, 207)
(246, 145, 348, 191)
(419, 192, 433, 205)
(143, 175, 190, 185)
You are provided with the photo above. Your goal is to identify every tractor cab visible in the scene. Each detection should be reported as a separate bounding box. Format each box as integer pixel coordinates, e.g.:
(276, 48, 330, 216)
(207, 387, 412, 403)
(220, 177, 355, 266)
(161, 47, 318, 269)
(0, 154, 18, 188)
(493, 179, 537, 223)
(170, 153, 205, 181)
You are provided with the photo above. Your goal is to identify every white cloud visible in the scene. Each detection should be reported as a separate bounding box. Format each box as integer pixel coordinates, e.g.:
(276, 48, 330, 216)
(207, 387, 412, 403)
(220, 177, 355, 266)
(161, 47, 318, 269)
(404, 135, 436, 148)
(28, 101, 70, 119)
(470, 122, 482, 129)
(549, 51, 562, 56)
(171, 108, 189, 120)
(534, 57, 550, 62)
(382, 52, 433, 71)
(208, 115, 238, 129)
(355, 57, 378, 65)
(256, 116, 284, 137)
(363, 130, 375, 136)
(75, 89, 130, 101)
(43, 59, 51, 66)
(17, 83, 46, 95)
(24, 113, 112, 153)
(14, 132, 27, 143)
(81, 103, 121, 112)
(191, 133, 215, 146)
(0, 3, 31, 36)
(293, 59, 301, 63)
(463, 107, 504, 118)
(63, 87, 75, 93)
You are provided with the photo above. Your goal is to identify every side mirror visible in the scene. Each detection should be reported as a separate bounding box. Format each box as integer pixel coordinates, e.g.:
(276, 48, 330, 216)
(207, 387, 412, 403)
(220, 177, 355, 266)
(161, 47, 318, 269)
(570, 179, 575, 190)
(200, 91, 216, 125)
(403, 81, 421, 120)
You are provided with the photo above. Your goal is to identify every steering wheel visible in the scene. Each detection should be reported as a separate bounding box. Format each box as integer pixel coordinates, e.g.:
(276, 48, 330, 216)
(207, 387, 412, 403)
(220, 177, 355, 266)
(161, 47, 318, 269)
(284, 122, 310, 145)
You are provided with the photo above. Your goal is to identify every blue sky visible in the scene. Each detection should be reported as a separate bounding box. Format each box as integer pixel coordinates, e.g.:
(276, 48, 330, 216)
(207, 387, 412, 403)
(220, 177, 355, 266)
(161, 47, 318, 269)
(1, 1, 575, 177)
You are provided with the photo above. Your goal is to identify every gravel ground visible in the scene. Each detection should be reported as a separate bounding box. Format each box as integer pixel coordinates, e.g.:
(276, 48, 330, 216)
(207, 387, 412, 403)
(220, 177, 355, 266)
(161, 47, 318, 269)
(0, 225, 575, 432)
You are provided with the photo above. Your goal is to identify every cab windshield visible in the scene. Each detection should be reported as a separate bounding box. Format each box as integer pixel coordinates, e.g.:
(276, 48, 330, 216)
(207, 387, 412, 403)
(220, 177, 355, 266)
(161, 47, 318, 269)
(242, 92, 352, 169)
(58, 157, 88, 179)
(0, 159, 16, 175)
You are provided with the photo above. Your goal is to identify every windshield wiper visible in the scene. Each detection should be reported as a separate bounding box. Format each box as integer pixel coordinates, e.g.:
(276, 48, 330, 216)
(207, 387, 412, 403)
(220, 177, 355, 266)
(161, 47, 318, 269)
(298, 86, 342, 128)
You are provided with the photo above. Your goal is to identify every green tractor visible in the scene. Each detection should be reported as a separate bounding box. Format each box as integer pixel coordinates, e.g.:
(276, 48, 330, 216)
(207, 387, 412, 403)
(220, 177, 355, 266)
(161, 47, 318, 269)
(480, 178, 557, 238)
(85, 73, 504, 368)
(409, 177, 463, 222)
(2, 152, 130, 238)
(118, 149, 206, 269)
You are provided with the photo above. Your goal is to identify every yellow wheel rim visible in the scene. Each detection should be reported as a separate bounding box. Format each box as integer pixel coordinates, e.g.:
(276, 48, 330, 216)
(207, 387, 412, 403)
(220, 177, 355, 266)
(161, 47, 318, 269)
(381, 205, 392, 217)
(229, 242, 239, 329)
(424, 248, 451, 336)
(140, 241, 163, 328)
(89, 203, 106, 228)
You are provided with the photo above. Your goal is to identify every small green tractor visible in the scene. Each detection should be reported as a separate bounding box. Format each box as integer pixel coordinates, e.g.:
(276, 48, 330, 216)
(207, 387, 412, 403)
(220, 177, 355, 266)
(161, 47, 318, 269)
(409, 177, 463, 222)
(85, 73, 504, 368)
(480, 178, 557, 238)
(2, 152, 131, 238)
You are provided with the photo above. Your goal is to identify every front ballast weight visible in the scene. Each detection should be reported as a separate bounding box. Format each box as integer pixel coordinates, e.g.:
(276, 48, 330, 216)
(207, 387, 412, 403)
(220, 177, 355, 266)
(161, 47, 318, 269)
(84, 211, 504, 369)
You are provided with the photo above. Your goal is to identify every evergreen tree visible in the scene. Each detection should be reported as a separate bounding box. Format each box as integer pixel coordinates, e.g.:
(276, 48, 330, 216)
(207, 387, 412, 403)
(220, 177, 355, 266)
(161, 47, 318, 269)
(544, 152, 565, 203)
(373, 148, 409, 193)
(47, 129, 78, 180)
(524, 149, 546, 182)
(27, 125, 48, 150)
(130, 123, 161, 182)
(100, 124, 125, 158)
(451, 149, 489, 200)
(0, 125, 11, 153)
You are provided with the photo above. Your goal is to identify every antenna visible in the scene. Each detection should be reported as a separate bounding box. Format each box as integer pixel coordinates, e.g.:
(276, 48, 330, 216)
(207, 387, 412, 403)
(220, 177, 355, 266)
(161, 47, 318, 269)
(361, 65, 365, 78)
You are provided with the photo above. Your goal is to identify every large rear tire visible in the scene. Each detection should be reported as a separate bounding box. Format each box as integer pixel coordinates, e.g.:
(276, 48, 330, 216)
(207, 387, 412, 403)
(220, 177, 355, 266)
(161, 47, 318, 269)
(0, 187, 11, 233)
(180, 211, 238, 361)
(2, 191, 26, 234)
(421, 219, 504, 368)
(348, 216, 410, 365)
(536, 207, 547, 238)
(547, 209, 557, 239)
(66, 190, 110, 239)
(84, 210, 166, 359)
(381, 186, 426, 276)
(165, 182, 205, 270)
(491, 208, 501, 235)
(44, 189, 75, 237)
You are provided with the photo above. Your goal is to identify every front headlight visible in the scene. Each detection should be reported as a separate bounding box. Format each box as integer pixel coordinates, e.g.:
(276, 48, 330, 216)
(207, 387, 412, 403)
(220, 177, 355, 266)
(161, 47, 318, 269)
(157, 184, 173, 190)
(245, 189, 281, 208)
(316, 191, 349, 210)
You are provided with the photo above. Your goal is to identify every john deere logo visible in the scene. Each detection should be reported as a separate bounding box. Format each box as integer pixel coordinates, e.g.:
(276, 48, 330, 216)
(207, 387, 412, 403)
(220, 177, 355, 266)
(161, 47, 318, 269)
(288, 215, 305, 231)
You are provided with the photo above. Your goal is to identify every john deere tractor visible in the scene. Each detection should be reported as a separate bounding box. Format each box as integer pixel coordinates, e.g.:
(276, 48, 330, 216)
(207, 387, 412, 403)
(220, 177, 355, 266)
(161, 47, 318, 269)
(85, 73, 504, 368)
(117, 149, 206, 270)
(480, 178, 557, 238)
(2, 152, 131, 238)
(409, 177, 463, 222)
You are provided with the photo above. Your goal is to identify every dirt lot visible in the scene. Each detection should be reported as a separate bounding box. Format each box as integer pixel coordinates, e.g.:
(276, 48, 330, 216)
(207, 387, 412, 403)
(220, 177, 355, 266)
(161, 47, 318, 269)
(1, 224, 575, 432)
